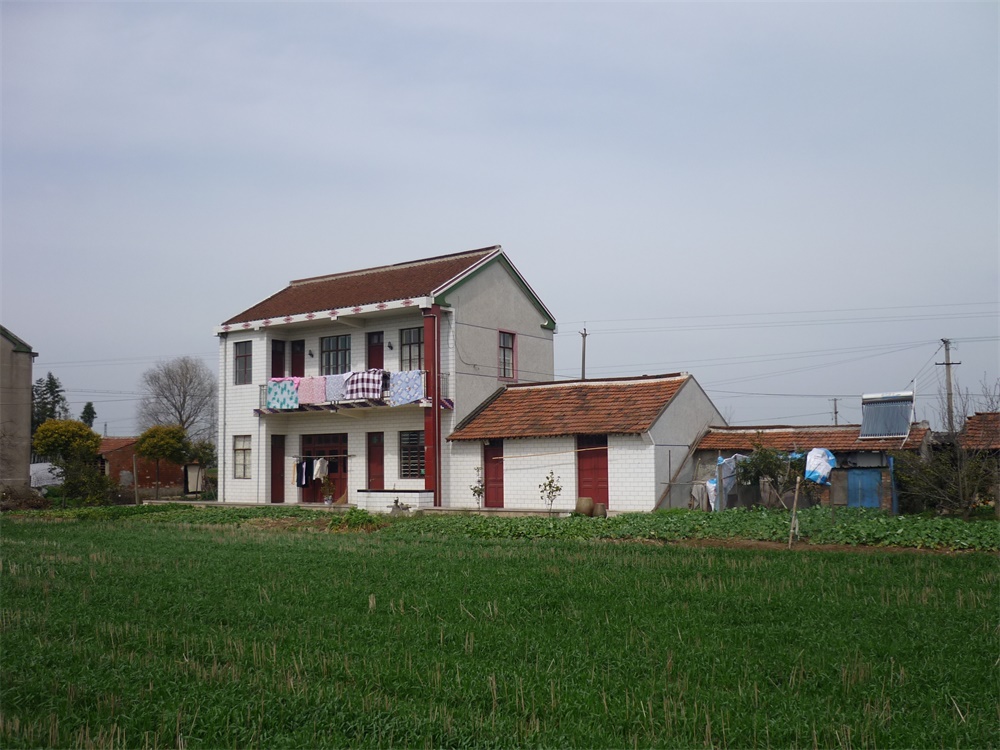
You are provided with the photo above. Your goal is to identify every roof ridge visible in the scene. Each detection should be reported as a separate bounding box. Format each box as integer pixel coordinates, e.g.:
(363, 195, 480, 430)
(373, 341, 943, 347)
(289, 247, 499, 287)
(507, 373, 688, 389)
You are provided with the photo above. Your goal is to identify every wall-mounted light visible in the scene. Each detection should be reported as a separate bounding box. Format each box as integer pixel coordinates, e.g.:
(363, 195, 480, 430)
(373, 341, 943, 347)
(308, 350, 314, 358)
(387, 341, 394, 350)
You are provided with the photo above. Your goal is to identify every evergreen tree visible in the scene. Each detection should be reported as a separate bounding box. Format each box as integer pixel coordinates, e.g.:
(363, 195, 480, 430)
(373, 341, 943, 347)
(79, 402, 97, 428)
(32, 372, 70, 435)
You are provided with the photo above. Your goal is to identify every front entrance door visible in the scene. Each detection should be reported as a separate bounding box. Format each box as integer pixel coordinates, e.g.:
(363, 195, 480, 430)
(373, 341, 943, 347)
(577, 434, 609, 508)
(484, 440, 504, 508)
(367, 432, 384, 490)
(847, 468, 882, 508)
(367, 332, 384, 370)
(301, 433, 348, 503)
(270, 434, 285, 503)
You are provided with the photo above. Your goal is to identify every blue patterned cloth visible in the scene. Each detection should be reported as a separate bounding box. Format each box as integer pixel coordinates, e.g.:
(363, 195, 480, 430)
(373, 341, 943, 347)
(266, 378, 300, 409)
(386, 370, 424, 406)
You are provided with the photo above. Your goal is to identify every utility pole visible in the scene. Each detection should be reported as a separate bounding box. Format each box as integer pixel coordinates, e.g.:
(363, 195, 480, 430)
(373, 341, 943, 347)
(936, 338, 961, 435)
(829, 398, 839, 426)
(580, 328, 588, 380)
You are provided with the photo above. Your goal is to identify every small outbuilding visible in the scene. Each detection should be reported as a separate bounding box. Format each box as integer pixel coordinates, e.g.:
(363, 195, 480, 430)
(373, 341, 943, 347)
(693, 422, 931, 512)
(98, 437, 185, 494)
(447, 373, 725, 513)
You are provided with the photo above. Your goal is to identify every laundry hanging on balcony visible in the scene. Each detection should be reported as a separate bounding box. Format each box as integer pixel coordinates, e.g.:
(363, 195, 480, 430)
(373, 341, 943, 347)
(325, 373, 351, 402)
(298, 376, 327, 405)
(386, 370, 423, 406)
(344, 369, 385, 400)
(267, 378, 300, 410)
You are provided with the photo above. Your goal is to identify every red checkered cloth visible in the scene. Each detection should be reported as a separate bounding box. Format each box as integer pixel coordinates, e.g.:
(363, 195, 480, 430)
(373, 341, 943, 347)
(344, 369, 385, 400)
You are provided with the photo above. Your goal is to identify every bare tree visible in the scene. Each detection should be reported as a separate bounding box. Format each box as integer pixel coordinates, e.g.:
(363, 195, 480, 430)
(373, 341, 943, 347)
(897, 376, 1000, 518)
(137, 357, 217, 442)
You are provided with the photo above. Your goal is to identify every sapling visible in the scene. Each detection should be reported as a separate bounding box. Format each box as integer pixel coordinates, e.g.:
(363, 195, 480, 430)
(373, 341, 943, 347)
(539, 470, 562, 516)
(470, 467, 485, 509)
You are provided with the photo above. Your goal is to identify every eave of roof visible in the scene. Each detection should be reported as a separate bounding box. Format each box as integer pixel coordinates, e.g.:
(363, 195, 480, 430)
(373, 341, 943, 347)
(448, 374, 690, 441)
(220, 247, 508, 328)
(696, 424, 930, 452)
(1, 325, 37, 355)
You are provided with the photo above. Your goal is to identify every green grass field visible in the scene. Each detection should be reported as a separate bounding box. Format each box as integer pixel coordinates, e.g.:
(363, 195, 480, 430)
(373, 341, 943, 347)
(1, 511, 997, 748)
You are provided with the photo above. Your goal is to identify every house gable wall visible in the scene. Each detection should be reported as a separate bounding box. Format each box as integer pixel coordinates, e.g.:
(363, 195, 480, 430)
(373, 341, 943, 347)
(444, 261, 554, 425)
(1, 333, 35, 490)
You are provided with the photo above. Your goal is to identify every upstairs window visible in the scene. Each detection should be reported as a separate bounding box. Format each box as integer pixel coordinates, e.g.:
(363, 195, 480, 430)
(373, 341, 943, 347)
(499, 331, 516, 380)
(234, 341, 252, 385)
(399, 430, 425, 478)
(320, 335, 351, 375)
(400, 327, 424, 371)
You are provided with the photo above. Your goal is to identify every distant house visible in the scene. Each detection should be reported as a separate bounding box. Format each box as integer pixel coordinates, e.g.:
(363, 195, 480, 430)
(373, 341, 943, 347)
(958, 412, 1000, 452)
(0, 326, 38, 493)
(693, 423, 932, 512)
(447, 374, 725, 513)
(99, 437, 185, 492)
(215, 246, 556, 509)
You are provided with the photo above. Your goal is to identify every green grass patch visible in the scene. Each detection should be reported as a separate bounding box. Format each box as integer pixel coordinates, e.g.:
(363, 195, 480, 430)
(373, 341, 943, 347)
(1, 516, 996, 748)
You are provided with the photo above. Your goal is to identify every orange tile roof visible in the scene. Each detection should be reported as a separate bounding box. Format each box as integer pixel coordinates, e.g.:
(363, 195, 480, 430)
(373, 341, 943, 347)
(100, 437, 138, 454)
(448, 374, 690, 441)
(697, 424, 930, 453)
(224, 247, 499, 325)
(959, 412, 1000, 450)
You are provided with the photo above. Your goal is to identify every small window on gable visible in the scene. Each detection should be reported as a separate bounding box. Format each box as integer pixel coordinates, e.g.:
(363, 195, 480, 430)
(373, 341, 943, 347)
(499, 331, 516, 380)
(234, 341, 252, 385)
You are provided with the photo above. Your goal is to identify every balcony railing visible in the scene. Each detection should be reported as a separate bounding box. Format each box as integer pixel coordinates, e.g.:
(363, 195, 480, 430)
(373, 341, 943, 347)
(256, 370, 451, 415)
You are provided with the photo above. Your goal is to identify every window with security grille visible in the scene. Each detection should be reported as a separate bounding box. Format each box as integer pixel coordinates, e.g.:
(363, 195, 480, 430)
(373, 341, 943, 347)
(399, 430, 425, 478)
(320, 335, 351, 375)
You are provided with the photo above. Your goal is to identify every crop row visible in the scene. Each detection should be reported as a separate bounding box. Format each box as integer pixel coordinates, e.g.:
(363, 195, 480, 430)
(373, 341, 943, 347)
(14, 504, 1000, 551)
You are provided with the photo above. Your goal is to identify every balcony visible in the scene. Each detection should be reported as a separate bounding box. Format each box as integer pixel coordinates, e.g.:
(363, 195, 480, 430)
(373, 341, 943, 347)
(255, 370, 452, 416)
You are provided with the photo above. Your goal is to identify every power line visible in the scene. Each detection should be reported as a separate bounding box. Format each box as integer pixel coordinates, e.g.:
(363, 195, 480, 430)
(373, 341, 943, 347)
(555, 301, 998, 328)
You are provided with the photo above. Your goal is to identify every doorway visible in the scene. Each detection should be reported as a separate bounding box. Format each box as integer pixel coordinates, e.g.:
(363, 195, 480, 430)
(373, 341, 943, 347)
(484, 440, 504, 508)
(301, 433, 348, 503)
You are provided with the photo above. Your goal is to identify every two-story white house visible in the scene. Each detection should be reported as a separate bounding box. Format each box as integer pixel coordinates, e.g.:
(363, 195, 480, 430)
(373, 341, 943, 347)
(215, 246, 556, 509)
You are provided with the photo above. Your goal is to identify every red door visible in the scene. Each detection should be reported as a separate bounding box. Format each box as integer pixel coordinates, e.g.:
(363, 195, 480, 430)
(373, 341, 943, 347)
(367, 332, 384, 370)
(270, 434, 285, 503)
(367, 432, 384, 490)
(291, 340, 305, 378)
(483, 440, 504, 508)
(271, 341, 286, 378)
(577, 435, 609, 508)
(301, 434, 348, 503)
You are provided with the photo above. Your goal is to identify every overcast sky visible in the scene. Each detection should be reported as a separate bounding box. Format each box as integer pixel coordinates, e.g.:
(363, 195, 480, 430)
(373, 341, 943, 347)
(2, 1, 997, 436)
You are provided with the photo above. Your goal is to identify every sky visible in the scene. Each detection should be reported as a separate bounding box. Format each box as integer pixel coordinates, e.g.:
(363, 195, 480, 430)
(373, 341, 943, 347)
(2, 1, 997, 437)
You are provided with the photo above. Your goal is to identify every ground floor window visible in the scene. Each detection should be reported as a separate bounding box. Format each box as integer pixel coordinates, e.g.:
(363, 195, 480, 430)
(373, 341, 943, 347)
(399, 430, 425, 478)
(233, 435, 251, 478)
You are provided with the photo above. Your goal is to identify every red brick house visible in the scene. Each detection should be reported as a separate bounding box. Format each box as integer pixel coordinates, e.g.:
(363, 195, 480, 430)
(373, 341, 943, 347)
(99, 437, 184, 492)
